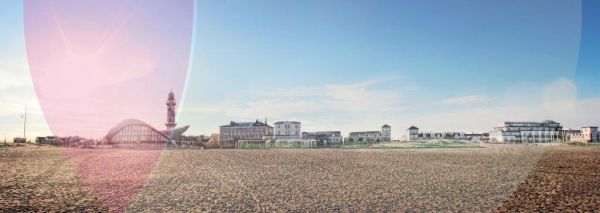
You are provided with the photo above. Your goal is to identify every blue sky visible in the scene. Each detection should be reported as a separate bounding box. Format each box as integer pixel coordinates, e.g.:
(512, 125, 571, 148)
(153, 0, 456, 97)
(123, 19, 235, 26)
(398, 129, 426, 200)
(576, 0, 600, 97)
(1, 0, 599, 139)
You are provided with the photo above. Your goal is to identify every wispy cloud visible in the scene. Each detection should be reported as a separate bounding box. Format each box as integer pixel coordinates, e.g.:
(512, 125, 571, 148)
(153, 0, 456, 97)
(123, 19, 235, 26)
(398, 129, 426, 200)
(179, 77, 600, 138)
(397, 78, 597, 135)
(0, 58, 51, 138)
(256, 87, 324, 97)
(408, 96, 600, 134)
(438, 95, 495, 105)
(0, 59, 29, 90)
(542, 78, 576, 114)
(183, 77, 406, 120)
(324, 80, 403, 112)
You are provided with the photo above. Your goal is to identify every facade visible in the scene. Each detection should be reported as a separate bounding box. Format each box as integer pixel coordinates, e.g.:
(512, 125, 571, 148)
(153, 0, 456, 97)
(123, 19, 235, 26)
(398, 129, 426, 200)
(413, 132, 466, 140)
(348, 124, 392, 142)
(405, 126, 473, 141)
(219, 119, 274, 148)
(570, 127, 599, 143)
(349, 131, 382, 142)
(302, 131, 343, 146)
(489, 120, 563, 143)
(273, 121, 301, 139)
(418, 132, 466, 140)
(562, 129, 582, 142)
(407, 126, 419, 141)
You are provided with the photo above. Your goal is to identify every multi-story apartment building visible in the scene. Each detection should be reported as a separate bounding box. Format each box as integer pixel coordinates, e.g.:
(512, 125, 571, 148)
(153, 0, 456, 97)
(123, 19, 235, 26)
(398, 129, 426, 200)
(489, 120, 563, 143)
(302, 131, 343, 146)
(219, 120, 274, 148)
(273, 121, 301, 139)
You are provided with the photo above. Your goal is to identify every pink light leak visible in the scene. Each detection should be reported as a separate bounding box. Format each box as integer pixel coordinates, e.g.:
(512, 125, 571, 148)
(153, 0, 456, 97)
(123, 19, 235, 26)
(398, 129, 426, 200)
(61, 148, 163, 212)
(24, 0, 194, 138)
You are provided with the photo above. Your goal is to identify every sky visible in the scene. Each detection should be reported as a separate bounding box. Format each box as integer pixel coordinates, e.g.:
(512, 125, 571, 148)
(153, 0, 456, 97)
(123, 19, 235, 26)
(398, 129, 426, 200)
(0, 0, 599, 140)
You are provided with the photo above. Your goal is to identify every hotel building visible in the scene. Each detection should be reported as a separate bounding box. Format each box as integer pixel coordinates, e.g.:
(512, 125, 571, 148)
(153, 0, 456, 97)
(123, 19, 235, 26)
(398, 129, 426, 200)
(219, 119, 274, 148)
(489, 120, 563, 143)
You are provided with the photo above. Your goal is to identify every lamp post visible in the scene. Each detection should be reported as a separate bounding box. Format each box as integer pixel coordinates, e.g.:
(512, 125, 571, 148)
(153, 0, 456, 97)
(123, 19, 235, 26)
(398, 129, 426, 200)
(20, 105, 27, 143)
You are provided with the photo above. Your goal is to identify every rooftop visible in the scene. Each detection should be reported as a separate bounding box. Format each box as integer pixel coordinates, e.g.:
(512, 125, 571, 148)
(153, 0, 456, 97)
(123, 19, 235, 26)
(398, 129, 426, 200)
(349, 131, 381, 135)
(303, 131, 341, 135)
(274, 121, 301, 124)
(503, 120, 560, 124)
(221, 120, 272, 128)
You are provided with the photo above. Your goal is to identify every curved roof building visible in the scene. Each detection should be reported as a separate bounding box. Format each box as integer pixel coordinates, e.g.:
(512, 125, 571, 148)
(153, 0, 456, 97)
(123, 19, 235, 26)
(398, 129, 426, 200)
(102, 92, 189, 146)
(104, 119, 171, 145)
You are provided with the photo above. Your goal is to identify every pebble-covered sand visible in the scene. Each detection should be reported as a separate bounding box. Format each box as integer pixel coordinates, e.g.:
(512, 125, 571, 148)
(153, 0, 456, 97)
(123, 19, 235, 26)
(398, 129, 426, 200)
(0, 147, 106, 212)
(497, 146, 600, 212)
(128, 145, 545, 212)
(61, 148, 162, 212)
(2, 145, 599, 212)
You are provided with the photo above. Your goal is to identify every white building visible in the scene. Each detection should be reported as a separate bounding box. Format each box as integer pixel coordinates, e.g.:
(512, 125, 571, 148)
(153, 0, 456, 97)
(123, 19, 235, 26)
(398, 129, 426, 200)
(489, 120, 563, 143)
(273, 121, 301, 139)
(570, 126, 599, 143)
(348, 124, 391, 142)
(406, 126, 419, 141)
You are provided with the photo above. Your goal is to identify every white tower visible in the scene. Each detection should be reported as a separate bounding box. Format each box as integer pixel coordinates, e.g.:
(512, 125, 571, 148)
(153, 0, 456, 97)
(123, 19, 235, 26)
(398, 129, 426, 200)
(166, 90, 177, 130)
(382, 124, 391, 142)
(407, 126, 419, 141)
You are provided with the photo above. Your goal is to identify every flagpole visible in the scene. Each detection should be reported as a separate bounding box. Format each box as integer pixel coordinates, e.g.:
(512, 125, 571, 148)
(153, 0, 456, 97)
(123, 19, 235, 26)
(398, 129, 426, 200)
(23, 105, 27, 140)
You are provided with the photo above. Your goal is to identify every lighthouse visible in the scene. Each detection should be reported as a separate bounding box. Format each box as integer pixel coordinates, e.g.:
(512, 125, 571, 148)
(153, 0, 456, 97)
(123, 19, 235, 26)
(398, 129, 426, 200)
(166, 90, 177, 130)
